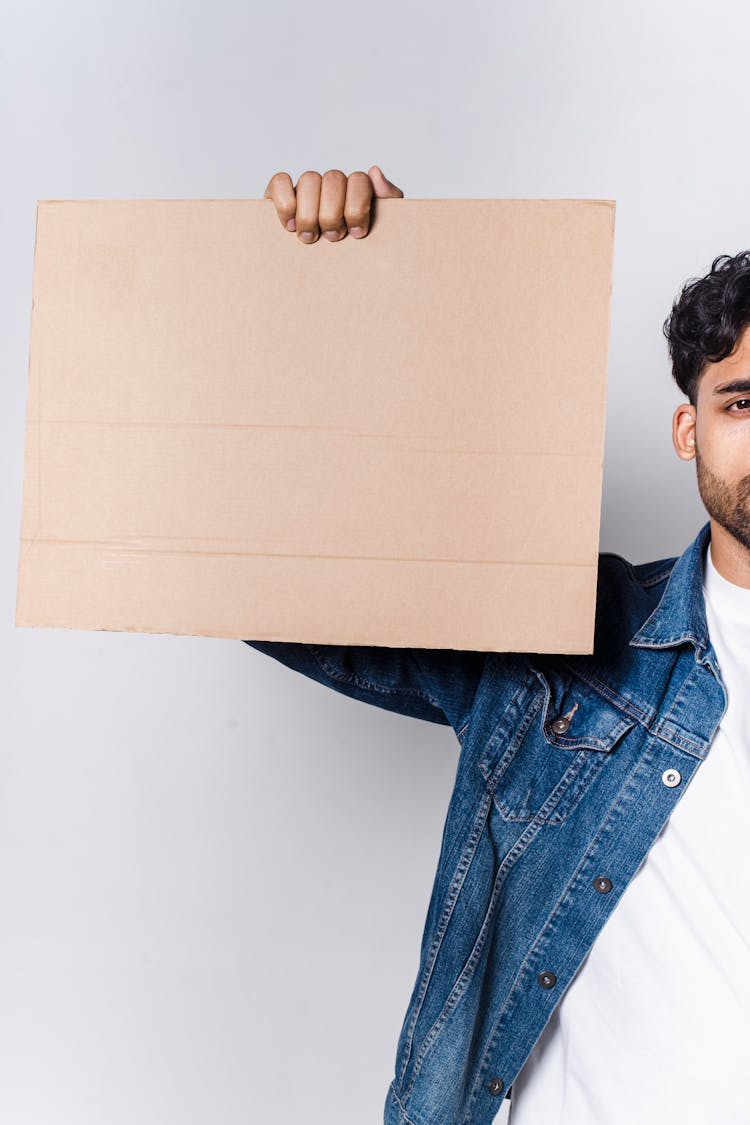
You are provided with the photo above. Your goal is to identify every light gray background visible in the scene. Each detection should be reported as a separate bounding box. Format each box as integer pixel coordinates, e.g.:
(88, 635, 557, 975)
(2, 1, 741, 1122)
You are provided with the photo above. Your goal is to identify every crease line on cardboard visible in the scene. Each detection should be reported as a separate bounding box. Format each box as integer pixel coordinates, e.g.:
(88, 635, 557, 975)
(32, 418, 603, 458)
(19, 538, 595, 567)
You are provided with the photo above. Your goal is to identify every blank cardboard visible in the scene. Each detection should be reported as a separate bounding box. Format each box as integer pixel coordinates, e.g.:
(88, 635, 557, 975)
(16, 197, 615, 652)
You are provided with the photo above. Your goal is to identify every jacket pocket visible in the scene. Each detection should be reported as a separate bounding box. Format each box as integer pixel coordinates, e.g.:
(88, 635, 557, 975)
(486, 661, 636, 825)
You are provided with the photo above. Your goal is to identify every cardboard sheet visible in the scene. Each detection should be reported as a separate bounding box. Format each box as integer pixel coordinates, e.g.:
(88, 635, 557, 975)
(15, 197, 615, 652)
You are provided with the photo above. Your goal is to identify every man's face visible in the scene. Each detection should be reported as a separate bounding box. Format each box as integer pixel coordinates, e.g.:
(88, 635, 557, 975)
(673, 322, 750, 551)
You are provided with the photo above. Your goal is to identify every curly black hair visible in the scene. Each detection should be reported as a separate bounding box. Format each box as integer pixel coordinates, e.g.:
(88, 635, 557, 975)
(663, 250, 750, 404)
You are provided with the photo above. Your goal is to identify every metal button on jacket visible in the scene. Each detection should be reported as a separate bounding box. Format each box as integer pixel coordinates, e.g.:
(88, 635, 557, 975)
(550, 702, 578, 735)
(537, 971, 557, 989)
(662, 768, 682, 787)
(488, 1078, 504, 1096)
(593, 876, 613, 893)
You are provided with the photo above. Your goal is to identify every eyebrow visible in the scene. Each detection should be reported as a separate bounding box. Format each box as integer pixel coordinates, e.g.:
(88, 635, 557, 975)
(712, 379, 750, 396)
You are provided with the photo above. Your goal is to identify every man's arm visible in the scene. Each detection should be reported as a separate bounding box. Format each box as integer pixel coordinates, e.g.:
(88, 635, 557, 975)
(242, 639, 488, 737)
(252, 168, 488, 734)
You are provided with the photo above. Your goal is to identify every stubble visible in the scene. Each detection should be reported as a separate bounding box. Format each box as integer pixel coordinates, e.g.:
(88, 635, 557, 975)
(695, 439, 750, 552)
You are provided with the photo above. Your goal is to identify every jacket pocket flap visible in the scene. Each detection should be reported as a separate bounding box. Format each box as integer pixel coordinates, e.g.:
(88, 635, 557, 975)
(531, 663, 636, 752)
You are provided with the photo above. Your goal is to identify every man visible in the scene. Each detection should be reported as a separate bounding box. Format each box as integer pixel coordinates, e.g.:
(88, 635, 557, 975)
(247, 167, 749, 1125)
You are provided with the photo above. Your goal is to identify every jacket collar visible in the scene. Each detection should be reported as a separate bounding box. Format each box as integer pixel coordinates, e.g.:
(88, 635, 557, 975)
(629, 520, 714, 667)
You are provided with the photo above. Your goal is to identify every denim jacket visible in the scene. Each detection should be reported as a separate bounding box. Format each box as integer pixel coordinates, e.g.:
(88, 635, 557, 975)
(243, 519, 727, 1125)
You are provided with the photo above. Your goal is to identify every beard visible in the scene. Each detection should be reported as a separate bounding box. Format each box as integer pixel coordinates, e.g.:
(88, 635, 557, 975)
(695, 439, 750, 552)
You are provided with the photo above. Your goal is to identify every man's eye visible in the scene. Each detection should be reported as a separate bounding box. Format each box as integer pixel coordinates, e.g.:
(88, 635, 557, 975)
(728, 398, 750, 412)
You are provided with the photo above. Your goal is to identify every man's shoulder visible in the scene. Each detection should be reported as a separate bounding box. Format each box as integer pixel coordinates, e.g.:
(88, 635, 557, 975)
(579, 545, 682, 666)
(596, 547, 679, 592)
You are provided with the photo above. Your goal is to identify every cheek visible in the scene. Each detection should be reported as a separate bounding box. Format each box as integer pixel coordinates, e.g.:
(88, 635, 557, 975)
(701, 413, 750, 476)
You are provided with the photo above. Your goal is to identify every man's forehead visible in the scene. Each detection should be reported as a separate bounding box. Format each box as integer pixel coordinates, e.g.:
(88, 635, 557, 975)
(703, 325, 750, 389)
(722, 327, 750, 366)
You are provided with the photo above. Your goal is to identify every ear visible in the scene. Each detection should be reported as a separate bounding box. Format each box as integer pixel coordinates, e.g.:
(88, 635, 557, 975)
(673, 402, 696, 460)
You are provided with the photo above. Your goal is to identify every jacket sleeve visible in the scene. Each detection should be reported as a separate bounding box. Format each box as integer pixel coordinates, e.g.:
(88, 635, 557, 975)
(242, 639, 487, 737)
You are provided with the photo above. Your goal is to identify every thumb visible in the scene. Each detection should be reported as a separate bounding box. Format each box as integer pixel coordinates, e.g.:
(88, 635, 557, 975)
(368, 165, 404, 198)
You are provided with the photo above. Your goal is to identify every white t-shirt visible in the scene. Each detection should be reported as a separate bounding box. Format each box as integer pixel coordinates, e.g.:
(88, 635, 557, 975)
(508, 540, 750, 1125)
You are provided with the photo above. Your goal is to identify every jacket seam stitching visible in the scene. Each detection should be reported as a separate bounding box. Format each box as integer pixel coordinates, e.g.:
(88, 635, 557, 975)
(639, 565, 675, 588)
(558, 659, 651, 725)
(396, 789, 494, 1090)
(597, 551, 675, 589)
(550, 662, 708, 757)
(388, 1083, 419, 1125)
(405, 807, 546, 1102)
(469, 741, 651, 1108)
(311, 648, 441, 709)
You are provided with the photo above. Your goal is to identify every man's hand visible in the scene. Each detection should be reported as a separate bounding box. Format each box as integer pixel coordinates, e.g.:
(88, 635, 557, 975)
(263, 165, 403, 244)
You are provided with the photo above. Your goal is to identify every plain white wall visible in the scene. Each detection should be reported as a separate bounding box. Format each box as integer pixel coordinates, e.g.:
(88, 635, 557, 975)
(3, 1, 746, 1121)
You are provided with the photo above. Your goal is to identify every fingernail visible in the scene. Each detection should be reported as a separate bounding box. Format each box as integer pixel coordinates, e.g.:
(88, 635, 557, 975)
(324, 229, 339, 241)
(300, 231, 315, 243)
(350, 226, 365, 237)
(286, 218, 296, 231)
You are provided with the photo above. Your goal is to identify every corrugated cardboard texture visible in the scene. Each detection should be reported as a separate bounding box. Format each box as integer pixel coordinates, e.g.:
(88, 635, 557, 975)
(16, 197, 615, 652)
